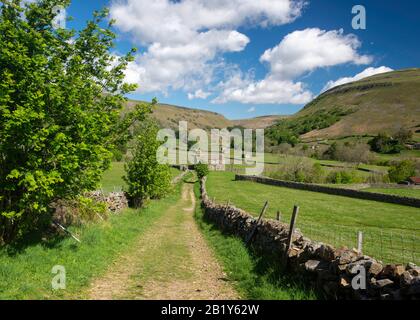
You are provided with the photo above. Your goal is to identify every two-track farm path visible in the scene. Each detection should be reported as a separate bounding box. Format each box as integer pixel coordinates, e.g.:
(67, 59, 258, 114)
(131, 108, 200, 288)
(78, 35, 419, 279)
(87, 183, 239, 300)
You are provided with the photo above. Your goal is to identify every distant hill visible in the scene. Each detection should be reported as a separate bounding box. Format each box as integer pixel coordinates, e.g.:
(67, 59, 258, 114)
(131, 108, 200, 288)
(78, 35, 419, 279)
(125, 99, 282, 130)
(232, 115, 286, 129)
(125, 68, 420, 139)
(296, 68, 420, 140)
(125, 100, 230, 130)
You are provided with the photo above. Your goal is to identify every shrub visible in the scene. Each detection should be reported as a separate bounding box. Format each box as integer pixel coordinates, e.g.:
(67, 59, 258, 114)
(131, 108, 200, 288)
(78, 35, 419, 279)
(367, 173, 390, 184)
(124, 120, 172, 208)
(51, 196, 108, 227)
(264, 157, 325, 183)
(195, 163, 210, 179)
(270, 142, 292, 155)
(0, 2, 148, 242)
(311, 163, 325, 183)
(326, 170, 361, 184)
(324, 142, 373, 163)
(368, 133, 404, 154)
(388, 160, 416, 183)
(394, 128, 413, 144)
(112, 149, 124, 162)
(374, 159, 390, 167)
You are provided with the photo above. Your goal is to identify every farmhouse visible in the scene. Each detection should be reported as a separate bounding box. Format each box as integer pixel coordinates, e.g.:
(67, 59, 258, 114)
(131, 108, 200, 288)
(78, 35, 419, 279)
(408, 177, 420, 185)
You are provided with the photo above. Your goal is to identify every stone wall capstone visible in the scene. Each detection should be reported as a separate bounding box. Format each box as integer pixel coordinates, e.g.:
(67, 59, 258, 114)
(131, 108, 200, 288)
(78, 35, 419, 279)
(199, 177, 420, 300)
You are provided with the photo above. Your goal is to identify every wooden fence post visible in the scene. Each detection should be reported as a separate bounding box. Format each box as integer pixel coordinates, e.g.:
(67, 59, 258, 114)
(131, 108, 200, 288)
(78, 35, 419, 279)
(357, 231, 363, 255)
(284, 206, 299, 265)
(245, 201, 269, 245)
(276, 210, 281, 221)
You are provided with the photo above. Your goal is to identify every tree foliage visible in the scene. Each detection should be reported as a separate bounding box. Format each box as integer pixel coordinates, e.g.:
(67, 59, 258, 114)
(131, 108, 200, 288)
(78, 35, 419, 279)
(324, 141, 373, 164)
(368, 131, 409, 154)
(195, 163, 209, 180)
(388, 160, 416, 183)
(124, 116, 172, 208)
(266, 108, 354, 147)
(0, 0, 149, 242)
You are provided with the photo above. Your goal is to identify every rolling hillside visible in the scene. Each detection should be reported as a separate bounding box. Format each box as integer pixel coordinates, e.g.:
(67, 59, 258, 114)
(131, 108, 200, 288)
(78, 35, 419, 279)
(125, 68, 420, 138)
(231, 115, 287, 129)
(125, 99, 282, 130)
(297, 68, 420, 140)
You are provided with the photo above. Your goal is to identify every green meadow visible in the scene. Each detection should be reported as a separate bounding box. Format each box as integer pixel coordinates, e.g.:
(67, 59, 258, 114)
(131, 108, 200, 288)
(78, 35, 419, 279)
(206, 171, 420, 265)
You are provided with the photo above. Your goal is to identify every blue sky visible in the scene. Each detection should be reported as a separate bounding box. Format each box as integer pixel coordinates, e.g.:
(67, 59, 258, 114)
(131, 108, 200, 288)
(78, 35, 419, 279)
(66, 0, 420, 120)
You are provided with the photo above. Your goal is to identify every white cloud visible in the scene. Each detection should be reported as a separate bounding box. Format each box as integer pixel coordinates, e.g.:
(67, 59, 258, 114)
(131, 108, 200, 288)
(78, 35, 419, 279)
(111, 0, 305, 45)
(322, 66, 394, 91)
(110, 0, 305, 94)
(214, 28, 372, 105)
(188, 89, 211, 100)
(260, 28, 372, 79)
(247, 107, 256, 113)
(124, 31, 249, 94)
(213, 73, 313, 104)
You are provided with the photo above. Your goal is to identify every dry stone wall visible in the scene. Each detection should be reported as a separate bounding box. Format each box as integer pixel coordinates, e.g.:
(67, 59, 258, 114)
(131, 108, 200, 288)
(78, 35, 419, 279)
(86, 191, 128, 213)
(235, 175, 420, 208)
(200, 177, 420, 300)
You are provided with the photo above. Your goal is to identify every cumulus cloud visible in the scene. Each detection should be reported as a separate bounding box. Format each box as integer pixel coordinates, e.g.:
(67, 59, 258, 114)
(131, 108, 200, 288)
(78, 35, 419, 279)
(111, 0, 305, 45)
(188, 89, 211, 100)
(213, 73, 313, 104)
(260, 28, 372, 79)
(247, 107, 256, 113)
(110, 0, 305, 95)
(322, 66, 394, 91)
(123, 31, 249, 93)
(214, 28, 372, 105)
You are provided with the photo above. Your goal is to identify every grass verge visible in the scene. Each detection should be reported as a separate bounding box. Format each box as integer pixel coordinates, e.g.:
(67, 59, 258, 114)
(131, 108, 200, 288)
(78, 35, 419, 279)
(193, 183, 317, 300)
(0, 184, 182, 300)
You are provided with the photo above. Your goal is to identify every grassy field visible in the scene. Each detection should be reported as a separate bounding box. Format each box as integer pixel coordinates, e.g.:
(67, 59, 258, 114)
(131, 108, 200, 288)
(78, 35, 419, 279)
(193, 183, 317, 300)
(247, 153, 389, 175)
(0, 184, 183, 300)
(362, 187, 420, 199)
(100, 162, 126, 193)
(206, 171, 420, 265)
(375, 149, 420, 162)
(100, 162, 180, 193)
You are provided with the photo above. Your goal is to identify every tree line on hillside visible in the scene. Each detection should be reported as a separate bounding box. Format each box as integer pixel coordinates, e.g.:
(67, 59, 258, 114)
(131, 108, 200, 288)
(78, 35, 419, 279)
(266, 109, 415, 156)
(265, 108, 354, 147)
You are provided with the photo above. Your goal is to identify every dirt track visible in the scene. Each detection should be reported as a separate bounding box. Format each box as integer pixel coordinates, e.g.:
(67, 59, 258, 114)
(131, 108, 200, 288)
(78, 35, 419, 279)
(87, 183, 239, 300)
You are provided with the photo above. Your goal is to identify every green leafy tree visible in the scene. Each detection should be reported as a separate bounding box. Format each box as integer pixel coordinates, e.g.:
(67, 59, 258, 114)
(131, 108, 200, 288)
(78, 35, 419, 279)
(369, 133, 404, 154)
(195, 163, 209, 179)
(388, 160, 416, 183)
(394, 128, 413, 145)
(124, 118, 172, 208)
(0, 1, 149, 242)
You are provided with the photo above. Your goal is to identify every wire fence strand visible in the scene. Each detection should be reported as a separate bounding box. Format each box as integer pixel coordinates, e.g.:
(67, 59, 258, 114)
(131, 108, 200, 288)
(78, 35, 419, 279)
(297, 221, 420, 265)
